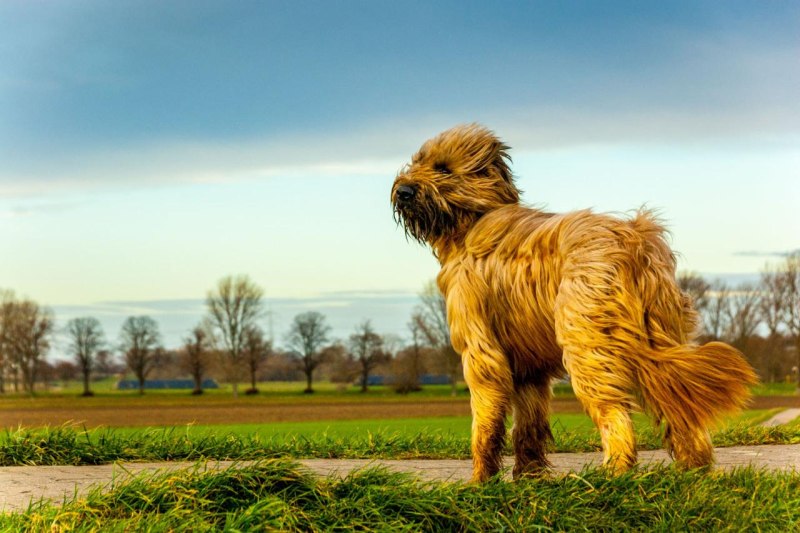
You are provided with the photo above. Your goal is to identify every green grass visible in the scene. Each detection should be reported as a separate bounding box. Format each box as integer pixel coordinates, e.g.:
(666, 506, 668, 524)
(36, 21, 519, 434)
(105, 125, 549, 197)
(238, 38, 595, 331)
(3, 460, 799, 531)
(1, 410, 796, 467)
(751, 382, 800, 396)
(84, 408, 780, 441)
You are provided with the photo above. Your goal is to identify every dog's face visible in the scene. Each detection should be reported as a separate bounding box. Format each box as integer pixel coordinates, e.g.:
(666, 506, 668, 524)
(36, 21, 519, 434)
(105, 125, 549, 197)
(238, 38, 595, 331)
(392, 124, 520, 245)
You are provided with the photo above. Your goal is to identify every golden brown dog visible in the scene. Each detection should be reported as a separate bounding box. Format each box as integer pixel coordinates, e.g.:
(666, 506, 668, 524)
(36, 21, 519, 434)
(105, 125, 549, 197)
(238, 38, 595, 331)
(391, 124, 756, 481)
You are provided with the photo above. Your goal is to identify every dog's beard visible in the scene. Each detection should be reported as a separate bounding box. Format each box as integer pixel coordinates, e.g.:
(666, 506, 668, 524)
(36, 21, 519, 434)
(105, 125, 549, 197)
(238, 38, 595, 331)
(393, 198, 459, 245)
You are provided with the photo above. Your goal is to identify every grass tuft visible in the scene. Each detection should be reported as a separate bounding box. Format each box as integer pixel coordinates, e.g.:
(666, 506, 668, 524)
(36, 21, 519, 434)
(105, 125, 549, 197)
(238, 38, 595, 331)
(3, 460, 799, 531)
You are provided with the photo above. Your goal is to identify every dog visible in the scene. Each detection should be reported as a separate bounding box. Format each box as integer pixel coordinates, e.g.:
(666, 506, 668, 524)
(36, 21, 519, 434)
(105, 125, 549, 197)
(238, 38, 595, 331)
(391, 124, 756, 481)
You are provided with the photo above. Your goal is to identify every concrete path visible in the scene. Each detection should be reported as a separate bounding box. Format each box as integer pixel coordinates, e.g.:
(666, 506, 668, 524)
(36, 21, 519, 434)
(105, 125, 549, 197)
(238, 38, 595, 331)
(1, 444, 799, 513)
(762, 408, 800, 427)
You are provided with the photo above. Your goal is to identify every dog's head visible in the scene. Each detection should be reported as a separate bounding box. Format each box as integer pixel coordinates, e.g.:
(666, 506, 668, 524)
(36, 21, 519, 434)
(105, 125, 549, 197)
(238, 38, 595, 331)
(391, 124, 520, 246)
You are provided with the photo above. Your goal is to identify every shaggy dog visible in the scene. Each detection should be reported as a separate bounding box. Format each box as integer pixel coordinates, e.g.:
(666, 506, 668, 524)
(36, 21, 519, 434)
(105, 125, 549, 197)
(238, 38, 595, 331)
(391, 124, 756, 481)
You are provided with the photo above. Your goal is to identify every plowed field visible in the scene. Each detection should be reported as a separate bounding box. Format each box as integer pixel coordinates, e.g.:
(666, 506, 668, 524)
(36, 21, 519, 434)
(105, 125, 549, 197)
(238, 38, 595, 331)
(2, 396, 796, 428)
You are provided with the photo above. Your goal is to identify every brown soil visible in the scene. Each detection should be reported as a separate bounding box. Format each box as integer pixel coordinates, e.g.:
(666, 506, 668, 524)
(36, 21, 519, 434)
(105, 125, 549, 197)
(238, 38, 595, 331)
(747, 395, 800, 409)
(1, 396, 795, 429)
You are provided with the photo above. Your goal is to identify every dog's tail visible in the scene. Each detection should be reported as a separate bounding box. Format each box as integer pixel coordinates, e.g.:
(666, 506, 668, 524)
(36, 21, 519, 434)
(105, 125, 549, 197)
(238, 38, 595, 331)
(624, 208, 757, 428)
(636, 341, 757, 432)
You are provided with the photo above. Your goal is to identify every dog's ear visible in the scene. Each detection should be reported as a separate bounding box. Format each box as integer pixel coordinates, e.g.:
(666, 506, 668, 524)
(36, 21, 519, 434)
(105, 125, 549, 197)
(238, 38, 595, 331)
(487, 137, 513, 184)
(441, 124, 513, 184)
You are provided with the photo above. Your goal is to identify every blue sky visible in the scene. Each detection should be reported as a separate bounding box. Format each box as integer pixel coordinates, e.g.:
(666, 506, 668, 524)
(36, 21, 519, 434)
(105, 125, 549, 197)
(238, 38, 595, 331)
(1, 1, 798, 352)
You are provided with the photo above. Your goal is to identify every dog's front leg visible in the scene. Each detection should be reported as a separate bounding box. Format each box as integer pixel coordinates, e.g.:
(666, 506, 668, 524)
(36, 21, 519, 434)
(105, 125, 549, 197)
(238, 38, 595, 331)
(462, 348, 512, 482)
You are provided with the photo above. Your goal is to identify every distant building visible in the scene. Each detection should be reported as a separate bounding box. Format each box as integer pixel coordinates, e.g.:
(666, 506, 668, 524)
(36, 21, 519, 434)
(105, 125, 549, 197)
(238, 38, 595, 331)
(363, 374, 451, 386)
(117, 379, 219, 390)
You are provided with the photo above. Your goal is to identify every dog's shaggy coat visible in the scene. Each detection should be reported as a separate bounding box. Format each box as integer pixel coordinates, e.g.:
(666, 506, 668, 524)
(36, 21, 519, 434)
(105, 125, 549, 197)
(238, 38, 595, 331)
(391, 124, 757, 481)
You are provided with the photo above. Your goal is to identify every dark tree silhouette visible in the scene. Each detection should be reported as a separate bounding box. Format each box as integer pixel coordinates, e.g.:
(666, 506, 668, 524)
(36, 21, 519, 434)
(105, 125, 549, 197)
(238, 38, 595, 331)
(2, 297, 53, 395)
(414, 280, 461, 396)
(206, 275, 264, 398)
(349, 320, 387, 393)
(119, 316, 161, 395)
(181, 325, 211, 395)
(286, 311, 330, 394)
(66, 316, 105, 397)
(243, 325, 271, 395)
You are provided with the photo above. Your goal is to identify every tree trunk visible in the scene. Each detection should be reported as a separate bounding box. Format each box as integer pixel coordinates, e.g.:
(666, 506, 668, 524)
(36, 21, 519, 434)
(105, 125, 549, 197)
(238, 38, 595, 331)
(232, 380, 239, 399)
(304, 370, 314, 394)
(82, 369, 93, 397)
(23, 361, 36, 396)
(192, 371, 203, 395)
(360, 367, 368, 393)
(138, 375, 145, 395)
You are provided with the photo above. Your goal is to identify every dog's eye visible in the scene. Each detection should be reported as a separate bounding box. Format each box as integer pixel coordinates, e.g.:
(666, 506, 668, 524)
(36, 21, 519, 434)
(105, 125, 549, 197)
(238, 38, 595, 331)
(433, 162, 451, 175)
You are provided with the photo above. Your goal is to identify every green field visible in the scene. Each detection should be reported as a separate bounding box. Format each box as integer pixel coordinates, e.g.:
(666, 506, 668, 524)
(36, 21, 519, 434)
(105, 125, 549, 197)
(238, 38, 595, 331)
(94, 408, 778, 440)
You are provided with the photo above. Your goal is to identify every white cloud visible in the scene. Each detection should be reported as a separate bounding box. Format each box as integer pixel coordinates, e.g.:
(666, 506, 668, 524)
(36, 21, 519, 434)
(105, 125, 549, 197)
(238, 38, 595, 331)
(3, 103, 798, 203)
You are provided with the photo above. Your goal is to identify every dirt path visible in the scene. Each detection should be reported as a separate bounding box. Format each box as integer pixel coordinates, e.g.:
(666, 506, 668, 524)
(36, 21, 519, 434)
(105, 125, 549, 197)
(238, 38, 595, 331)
(0, 398, 582, 428)
(762, 408, 800, 427)
(2, 396, 797, 428)
(1, 444, 798, 513)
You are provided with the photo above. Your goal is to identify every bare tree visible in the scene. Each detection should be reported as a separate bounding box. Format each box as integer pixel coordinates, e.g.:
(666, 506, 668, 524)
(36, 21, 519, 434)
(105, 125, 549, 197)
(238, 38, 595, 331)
(758, 265, 791, 381)
(242, 325, 271, 395)
(349, 320, 388, 392)
(324, 342, 357, 385)
(54, 360, 78, 388)
(206, 275, 264, 398)
(677, 271, 711, 312)
(95, 349, 117, 379)
(0, 289, 16, 393)
(782, 254, 800, 389)
(701, 280, 731, 341)
(180, 325, 211, 395)
(393, 318, 428, 394)
(725, 283, 762, 353)
(760, 266, 789, 339)
(414, 280, 461, 395)
(286, 311, 330, 394)
(3, 298, 54, 395)
(66, 317, 105, 397)
(119, 316, 161, 395)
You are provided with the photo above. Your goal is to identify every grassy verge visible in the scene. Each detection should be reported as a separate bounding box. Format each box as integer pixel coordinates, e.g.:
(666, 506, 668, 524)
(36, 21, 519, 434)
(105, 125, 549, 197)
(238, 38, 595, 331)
(751, 382, 800, 396)
(1, 412, 797, 466)
(3, 460, 799, 531)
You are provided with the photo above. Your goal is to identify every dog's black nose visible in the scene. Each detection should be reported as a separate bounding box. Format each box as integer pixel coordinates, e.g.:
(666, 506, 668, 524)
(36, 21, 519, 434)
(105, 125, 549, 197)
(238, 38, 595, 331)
(396, 185, 416, 203)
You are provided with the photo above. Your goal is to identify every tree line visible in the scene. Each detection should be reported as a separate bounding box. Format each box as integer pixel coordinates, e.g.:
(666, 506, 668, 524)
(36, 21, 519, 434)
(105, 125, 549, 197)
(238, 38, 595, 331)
(3, 253, 796, 397)
(678, 254, 800, 386)
(0, 276, 461, 397)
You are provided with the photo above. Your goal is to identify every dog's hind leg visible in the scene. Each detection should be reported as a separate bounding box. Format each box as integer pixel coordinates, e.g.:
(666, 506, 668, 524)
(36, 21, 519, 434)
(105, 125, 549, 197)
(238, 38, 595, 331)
(511, 379, 553, 478)
(562, 349, 638, 474)
(554, 267, 640, 474)
(664, 422, 713, 469)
